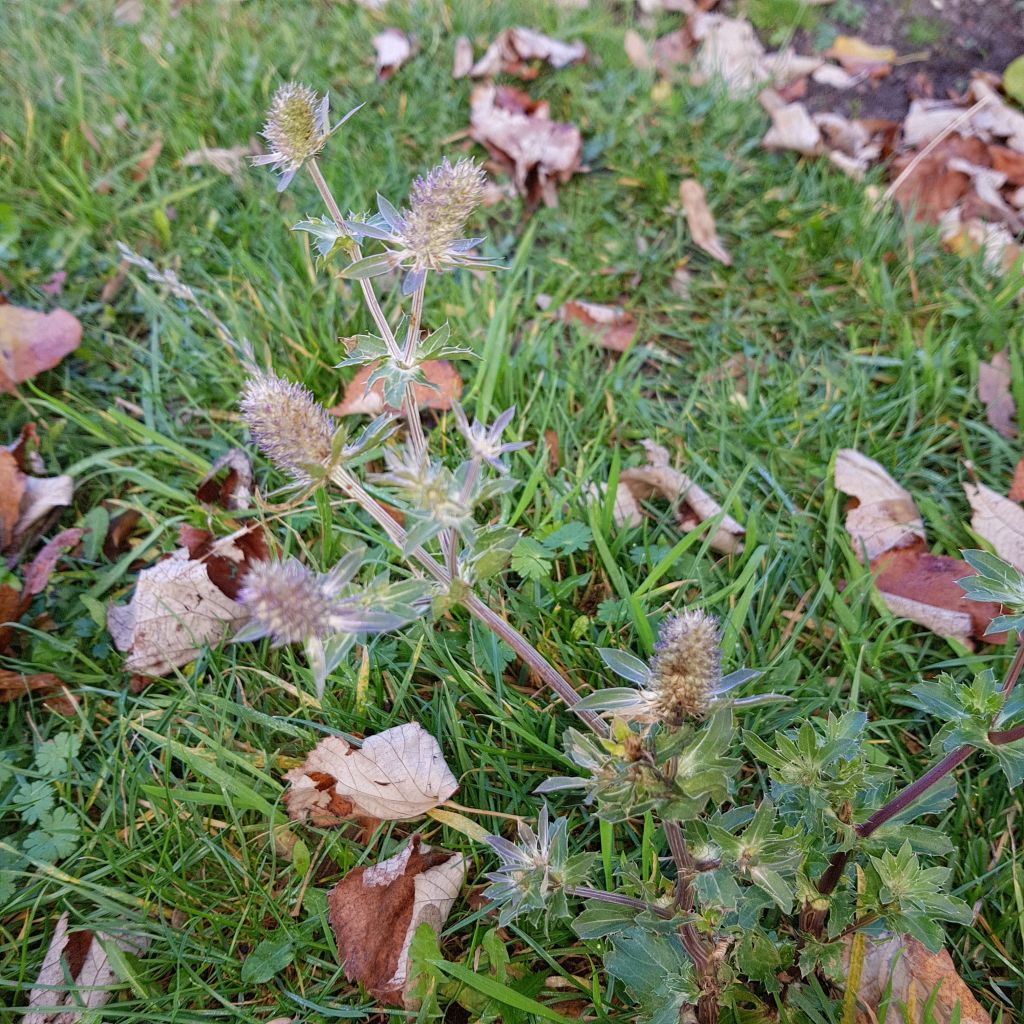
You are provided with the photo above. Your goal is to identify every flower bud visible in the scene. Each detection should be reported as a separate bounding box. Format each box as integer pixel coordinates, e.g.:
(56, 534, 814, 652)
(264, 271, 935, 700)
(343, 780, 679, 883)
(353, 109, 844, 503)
(240, 372, 336, 482)
(238, 558, 334, 646)
(649, 610, 722, 723)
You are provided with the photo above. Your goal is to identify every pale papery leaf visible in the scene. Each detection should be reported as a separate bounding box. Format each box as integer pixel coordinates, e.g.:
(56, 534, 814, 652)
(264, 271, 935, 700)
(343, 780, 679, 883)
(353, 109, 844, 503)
(963, 479, 1024, 571)
(556, 300, 637, 352)
(13, 475, 74, 547)
(833, 449, 926, 561)
(843, 933, 990, 1024)
(469, 27, 586, 79)
(0, 305, 82, 394)
(327, 836, 465, 1007)
(107, 549, 248, 675)
(679, 179, 732, 266)
(284, 722, 458, 824)
(978, 351, 1018, 439)
(452, 36, 474, 79)
(373, 28, 417, 81)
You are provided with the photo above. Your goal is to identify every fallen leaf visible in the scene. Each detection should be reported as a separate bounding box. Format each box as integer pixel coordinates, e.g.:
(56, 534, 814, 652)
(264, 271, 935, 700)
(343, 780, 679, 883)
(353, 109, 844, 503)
(692, 13, 769, 96)
(556, 300, 637, 352)
(112, 0, 142, 25)
(613, 439, 745, 553)
(13, 475, 74, 548)
(0, 451, 27, 549)
(328, 836, 465, 1007)
(284, 721, 458, 825)
(978, 351, 1018, 439)
(964, 479, 1024, 571)
(177, 522, 269, 600)
(834, 449, 926, 561)
(970, 77, 1024, 153)
(990, 146, 1024, 186)
(469, 83, 583, 209)
(652, 29, 694, 72)
(179, 143, 258, 181)
(0, 304, 82, 394)
(196, 448, 254, 510)
(1010, 458, 1024, 502)
(331, 360, 463, 416)
(0, 669, 75, 715)
(470, 27, 586, 79)
(844, 933, 990, 1024)
(107, 549, 248, 675)
(452, 36, 474, 79)
(103, 509, 143, 562)
(22, 911, 151, 1024)
(373, 29, 417, 80)
(825, 36, 895, 78)
(890, 135, 990, 224)
(679, 179, 732, 265)
(761, 96, 822, 156)
(624, 29, 653, 71)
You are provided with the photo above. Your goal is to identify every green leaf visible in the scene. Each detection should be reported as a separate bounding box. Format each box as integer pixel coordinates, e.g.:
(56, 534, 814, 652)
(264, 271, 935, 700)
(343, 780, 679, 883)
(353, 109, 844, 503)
(571, 902, 640, 939)
(511, 537, 552, 581)
(34, 733, 81, 777)
(1004, 55, 1024, 107)
(22, 807, 80, 862)
(541, 522, 593, 556)
(15, 780, 54, 825)
(604, 928, 697, 1024)
(337, 251, 397, 281)
(241, 938, 294, 984)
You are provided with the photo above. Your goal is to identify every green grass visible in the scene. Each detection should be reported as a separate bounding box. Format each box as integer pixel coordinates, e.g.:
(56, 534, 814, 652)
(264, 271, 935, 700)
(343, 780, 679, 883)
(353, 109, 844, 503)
(3, 0, 1024, 1020)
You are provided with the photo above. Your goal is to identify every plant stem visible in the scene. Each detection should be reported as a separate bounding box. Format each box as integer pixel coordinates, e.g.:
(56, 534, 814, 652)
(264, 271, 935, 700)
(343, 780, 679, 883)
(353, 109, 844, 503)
(329, 467, 608, 736)
(306, 159, 403, 362)
(568, 886, 673, 920)
(988, 723, 1024, 745)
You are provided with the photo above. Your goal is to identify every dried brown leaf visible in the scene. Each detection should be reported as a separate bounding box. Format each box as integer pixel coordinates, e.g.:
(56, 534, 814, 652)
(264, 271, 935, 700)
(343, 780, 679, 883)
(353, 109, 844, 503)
(762, 99, 823, 156)
(469, 83, 582, 209)
(624, 29, 653, 71)
(179, 143, 258, 181)
(285, 722, 458, 825)
(0, 450, 26, 550)
(452, 36, 474, 79)
(196, 448, 254, 510)
(0, 304, 82, 394)
(373, 29, 417, 80)
(130, 139, 163, 182)
(833, 449, 926, 561)
(978, 351, 1018, 439)
(964, 479, 1024, 571)
(107, 550, 248, 675)
(557, 300, 637, 352)
(679, 179, 732, 265)
(328, 836, 465, 1008)
(615, 439, 745, 553)
(22, 911, 151, 1024)
(177, 522, 269, 600)
(0, 670, 75, 714)
(14, 475, 74, 548)
(844, 933, 990, 1024)
(825, 35, 895, 78)
(331, 360, 463, 416)
(1009, 458, 1024, 502)
(470, 27, 586, 79)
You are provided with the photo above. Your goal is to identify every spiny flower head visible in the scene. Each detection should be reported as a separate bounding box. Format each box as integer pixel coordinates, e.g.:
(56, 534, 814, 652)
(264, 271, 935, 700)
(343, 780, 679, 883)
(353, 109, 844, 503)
(401, 158, 487, 269)
(238, 557, 337, 646)
(240, 372, 336, 483)
(452, 403, 529, 474)
(649, 610, 722, 723)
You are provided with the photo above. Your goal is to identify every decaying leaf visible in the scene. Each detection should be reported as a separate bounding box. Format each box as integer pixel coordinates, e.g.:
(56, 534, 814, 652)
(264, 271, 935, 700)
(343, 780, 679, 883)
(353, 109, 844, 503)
(603, 439, 745, 554)
(328, 836, 465, 1007)
(843, 933, 990, 1024)
(556, 300, 637, 352)
(179, 142, 259, 182)
(834, 449, 926, 561)
(834, 450, 1002, 646)
(373, 29, 417, 80)
(825, 36, 895, 78)
(452, 35, 474, 79)
(196, 448, 254, 511)
(0, 450, 26, 550)
(284, 721, 458, 825)
(177, 522, 269, 600)
(470, 27, 586, 79)
(469, 83, 583, 209)
(107, 549, 248, 676)
(679, 179, 732, 265)
(692, 13, 770, 95)
(964, 479, 1024, 571)
(1009, 458, 1024, 502)
(0, 303, 82, 394)
(761, 94, 822, 157)
(624, 29, 654, 72)
(331, 360, 463, 416)
(130, 138, 163, 182)
(22, 911, 151, 1024)
(0, 670, 75, 715)
(978, 351, 1018, 439)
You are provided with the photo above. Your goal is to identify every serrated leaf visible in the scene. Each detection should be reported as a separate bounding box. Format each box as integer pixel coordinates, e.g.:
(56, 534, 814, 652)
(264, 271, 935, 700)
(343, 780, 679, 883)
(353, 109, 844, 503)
(22, 807, 80, 862)
(511, 537, 552, 581)
(604, 928, 697, 1024)
(541, 521, 593, 556)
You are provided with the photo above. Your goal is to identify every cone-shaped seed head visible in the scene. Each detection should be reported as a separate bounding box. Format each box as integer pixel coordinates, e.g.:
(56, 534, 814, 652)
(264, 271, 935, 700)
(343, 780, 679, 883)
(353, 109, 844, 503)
(401, 157, 486, 269)
(240, 372, 335, 481)
(239, 559, 333, 645)
(262, 82, 327, 171)
(649, 610, 722, 722)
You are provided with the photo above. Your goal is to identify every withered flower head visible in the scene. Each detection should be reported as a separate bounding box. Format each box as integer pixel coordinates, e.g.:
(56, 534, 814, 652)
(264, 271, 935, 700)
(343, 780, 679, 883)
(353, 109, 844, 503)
(240, 372, 335, 482)
(649, 610, 722, 723)
(238, 558, 336, 647)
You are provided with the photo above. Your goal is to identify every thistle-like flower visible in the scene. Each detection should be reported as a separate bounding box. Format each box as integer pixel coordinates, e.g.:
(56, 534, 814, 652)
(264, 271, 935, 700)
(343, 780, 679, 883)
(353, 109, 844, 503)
(240, 372, 336, 483)
(236, 549, 427, 697)
(648, 610, 722, 723)
(452, 403, 529, 474)
(254, 82, 361, 191)
(342, 157, 503, 294)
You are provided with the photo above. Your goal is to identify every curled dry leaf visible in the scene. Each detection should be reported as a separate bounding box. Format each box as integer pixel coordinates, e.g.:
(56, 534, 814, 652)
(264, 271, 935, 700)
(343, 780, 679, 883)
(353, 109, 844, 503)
(22, 911, 151, 1024)
(177, 522, 269, 600)
(452, 35, 474, 79)
(843, 933, 990, 1024)
(604, 439, 745, 554)
(328, 835, 465, 1008)
(284, 721, 458, 825)
(469, 83, 583, 209)
(692, 13, 770, 96)
(196, 448, 254, 510)
(679, 179, 732, 265)
(556, 300, 637, 352)
(373, 29, 417, 80)
(107, 549, 248, 676)
(761, 95, 822, 157)
(130, 138, 163, 182)
(0, 303, 82, 394)
(0, 670, 75, 715)
(963, 479, 1024, 571)
(978, 351, 1018, 439)
(824, 35, 895, 78)
(834, 450, 1002, 646)
(331, 360, 463, 416)
(470, 27, 586, 79)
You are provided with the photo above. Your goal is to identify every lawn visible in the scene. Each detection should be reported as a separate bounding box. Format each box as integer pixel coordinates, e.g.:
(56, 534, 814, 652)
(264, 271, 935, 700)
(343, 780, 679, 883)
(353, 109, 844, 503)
(2, 0, 1024, 1021)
